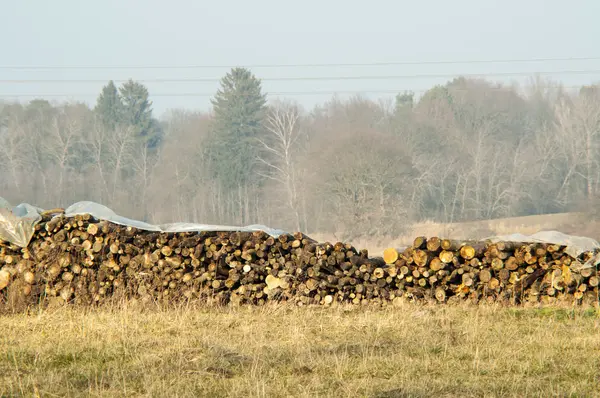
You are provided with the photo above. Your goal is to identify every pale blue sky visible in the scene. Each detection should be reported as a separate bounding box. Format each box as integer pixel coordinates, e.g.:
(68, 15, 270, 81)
(2, 0, 600, 116)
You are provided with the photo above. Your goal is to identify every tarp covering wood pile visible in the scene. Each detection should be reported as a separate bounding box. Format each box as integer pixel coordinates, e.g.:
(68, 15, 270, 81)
(0, 198, 286, 248)
(0, 198, 43, 248)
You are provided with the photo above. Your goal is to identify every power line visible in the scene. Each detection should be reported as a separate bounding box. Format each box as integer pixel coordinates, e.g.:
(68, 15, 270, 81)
(2, 69, 600, 84)
(1, 56, 600, 70)
(0, 86, 585, 98)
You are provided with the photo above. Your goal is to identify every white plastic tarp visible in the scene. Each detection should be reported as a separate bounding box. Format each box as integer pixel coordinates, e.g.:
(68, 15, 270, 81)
(65, 201, 286, 236)
(485, 231, 600, 259)
(0, 199, 43, 248)
(0, 198, 286, 248)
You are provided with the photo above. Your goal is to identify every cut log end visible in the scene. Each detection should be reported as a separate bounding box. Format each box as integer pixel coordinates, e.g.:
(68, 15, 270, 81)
(383, 248, 399, 265)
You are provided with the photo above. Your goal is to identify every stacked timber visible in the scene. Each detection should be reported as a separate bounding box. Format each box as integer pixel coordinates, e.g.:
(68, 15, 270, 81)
(0, 213, 598, 309)
(382, 236, 599, 306)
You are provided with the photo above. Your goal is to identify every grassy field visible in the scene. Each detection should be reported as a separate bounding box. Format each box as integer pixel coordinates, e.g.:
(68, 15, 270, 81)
(1, 302, 599, 397)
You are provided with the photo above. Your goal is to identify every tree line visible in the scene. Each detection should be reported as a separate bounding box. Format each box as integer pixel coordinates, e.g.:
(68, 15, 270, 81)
(1, 69, 599, 239)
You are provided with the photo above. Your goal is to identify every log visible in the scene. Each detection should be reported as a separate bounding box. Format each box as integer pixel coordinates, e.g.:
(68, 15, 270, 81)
(413, 236, 427, 250)
(383, 248, 400, 265)
(439, 250, 454, 264)
(412, 250, 431, 267)
(426, 237, 441, 252)
(459, 242, 487, 260)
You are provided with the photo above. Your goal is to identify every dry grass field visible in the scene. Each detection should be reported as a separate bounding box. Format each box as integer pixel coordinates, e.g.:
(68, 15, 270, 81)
(1, 302, 599, 397)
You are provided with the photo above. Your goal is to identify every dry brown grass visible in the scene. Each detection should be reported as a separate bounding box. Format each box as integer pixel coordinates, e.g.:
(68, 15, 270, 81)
(1, 302, 599, 397)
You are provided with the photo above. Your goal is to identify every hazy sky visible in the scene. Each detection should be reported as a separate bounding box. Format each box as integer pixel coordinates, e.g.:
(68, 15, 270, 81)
(2, 0, 600, 117)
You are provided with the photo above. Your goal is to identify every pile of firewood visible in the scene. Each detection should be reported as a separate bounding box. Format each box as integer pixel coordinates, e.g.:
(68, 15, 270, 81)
(0, 213, 598, 309)
(382, 236, 598, 306)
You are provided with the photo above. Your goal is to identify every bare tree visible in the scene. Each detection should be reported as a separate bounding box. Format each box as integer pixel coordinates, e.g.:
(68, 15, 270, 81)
(86, 121, 136, 208)
(0, 112, 28, 197)
(130, 142, 160, 221)
(43, 111, 83, 205)
(147, 110, 218, 224)
(552, 93, 599, 207)
(257, 100, 305, 231)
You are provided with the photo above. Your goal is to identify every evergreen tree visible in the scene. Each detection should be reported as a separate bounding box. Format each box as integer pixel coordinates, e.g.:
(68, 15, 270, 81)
(395, 91, 414, 111)
(119, 79, 162, 147)
(208, 67, 267, 192)
(94, 80, 122, 131)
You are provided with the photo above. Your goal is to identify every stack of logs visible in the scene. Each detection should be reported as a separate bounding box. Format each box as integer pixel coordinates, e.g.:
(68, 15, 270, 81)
(0, 213, 598, 309)
(382, 237, 598, 306)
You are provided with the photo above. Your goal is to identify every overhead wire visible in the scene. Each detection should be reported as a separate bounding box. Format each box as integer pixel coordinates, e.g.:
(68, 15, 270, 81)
(1, 58, 598, 98)
(1, 69, 600, 84)
(0, 86, 589, 98)
(1, 56, 600, 70)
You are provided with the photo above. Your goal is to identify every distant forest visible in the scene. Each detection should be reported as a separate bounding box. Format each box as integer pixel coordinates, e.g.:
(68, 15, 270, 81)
(1, 69, 599, 239)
